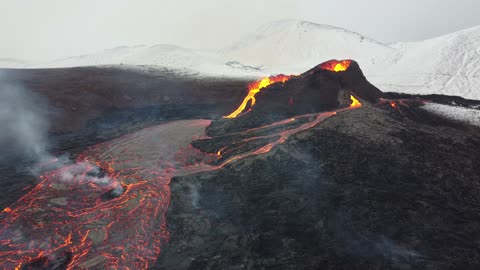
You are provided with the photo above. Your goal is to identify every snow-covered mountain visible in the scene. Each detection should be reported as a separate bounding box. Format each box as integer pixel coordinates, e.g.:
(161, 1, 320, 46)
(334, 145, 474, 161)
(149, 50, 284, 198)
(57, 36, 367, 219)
(367, 25, 480, 99)
(0, 58, 28, 68)
(220, 20, 394, 74)
(3, 19, 480, 99)
(46, 45, 205, 69)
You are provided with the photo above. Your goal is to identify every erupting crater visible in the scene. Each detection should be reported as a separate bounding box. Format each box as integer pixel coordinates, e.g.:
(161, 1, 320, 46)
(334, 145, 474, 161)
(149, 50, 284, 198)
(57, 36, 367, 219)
(208, 59, 380, 136)
(320, 59, 352, 72)
(224, 59, 356, 120)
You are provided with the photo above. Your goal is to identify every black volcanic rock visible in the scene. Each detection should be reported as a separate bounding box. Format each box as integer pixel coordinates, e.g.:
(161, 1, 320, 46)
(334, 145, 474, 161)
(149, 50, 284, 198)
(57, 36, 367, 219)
(153, 61, 480, 270)
(207, 60, 382, 136)
(155, 104, 480, 270)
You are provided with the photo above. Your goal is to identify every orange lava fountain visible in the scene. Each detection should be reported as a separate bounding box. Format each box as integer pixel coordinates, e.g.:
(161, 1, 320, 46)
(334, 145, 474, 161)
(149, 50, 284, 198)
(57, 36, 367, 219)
(320, 59, 352, 72)
(224, 74, 294, 119)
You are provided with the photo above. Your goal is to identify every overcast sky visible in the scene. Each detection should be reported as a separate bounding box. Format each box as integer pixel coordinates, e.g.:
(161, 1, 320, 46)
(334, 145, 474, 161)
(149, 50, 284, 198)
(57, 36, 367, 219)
(1, 0, 479, 61)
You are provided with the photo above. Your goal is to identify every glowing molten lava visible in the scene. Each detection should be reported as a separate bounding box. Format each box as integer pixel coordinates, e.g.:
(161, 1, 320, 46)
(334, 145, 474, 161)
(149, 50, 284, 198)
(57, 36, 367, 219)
(0, 120, 214, 270)
(224, 74, 294, 119)
(349, 95, 362, 108)
(320, 59, 352, 72)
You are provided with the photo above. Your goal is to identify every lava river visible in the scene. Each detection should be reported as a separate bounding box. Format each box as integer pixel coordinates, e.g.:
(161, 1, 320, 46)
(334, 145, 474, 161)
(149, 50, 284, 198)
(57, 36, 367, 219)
(0, 100, 361, 269)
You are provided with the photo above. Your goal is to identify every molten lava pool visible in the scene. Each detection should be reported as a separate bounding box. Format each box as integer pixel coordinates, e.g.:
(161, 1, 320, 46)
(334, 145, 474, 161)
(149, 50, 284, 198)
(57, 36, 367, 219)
(0, 120, 213, 269)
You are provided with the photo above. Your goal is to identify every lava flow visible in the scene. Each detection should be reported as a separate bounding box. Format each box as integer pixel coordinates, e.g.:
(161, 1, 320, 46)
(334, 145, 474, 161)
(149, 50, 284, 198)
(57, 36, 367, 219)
(217, 94, 362, 165)
(377, 98, 421, 110)
(224, 74, 294, 119)
(349, 95, 362, 108)
(224, 60, 353, 119)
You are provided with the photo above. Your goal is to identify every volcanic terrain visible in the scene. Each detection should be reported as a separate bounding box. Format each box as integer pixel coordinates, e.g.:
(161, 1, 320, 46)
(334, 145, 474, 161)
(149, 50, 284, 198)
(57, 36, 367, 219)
(1, 60, 480, 269)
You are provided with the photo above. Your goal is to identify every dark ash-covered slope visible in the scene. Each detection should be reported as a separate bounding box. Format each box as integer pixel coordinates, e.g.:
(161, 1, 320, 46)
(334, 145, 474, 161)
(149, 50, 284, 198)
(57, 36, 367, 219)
(154, 61, 480, 270)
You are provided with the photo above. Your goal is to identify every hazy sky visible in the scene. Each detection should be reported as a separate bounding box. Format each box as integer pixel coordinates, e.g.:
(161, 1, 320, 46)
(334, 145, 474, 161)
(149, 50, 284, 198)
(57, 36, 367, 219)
(1, 0, 479, 61)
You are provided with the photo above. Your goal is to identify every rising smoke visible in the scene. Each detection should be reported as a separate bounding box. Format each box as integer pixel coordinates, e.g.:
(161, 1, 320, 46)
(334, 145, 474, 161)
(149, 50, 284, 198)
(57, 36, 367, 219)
(0, 73, 122, 195)
(0, 73, 52, 164)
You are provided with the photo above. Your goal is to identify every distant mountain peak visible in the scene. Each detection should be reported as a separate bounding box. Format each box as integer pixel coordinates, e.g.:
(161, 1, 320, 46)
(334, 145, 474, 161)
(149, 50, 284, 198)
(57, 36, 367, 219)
(248, 19, 388, 46)
(257, 19, 344, 31)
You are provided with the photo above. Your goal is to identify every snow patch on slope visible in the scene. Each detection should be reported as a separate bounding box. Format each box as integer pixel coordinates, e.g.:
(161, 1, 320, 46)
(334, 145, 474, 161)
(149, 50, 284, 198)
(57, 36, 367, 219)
(37, 45, 262, 77)
(421, 103, 480, 126)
